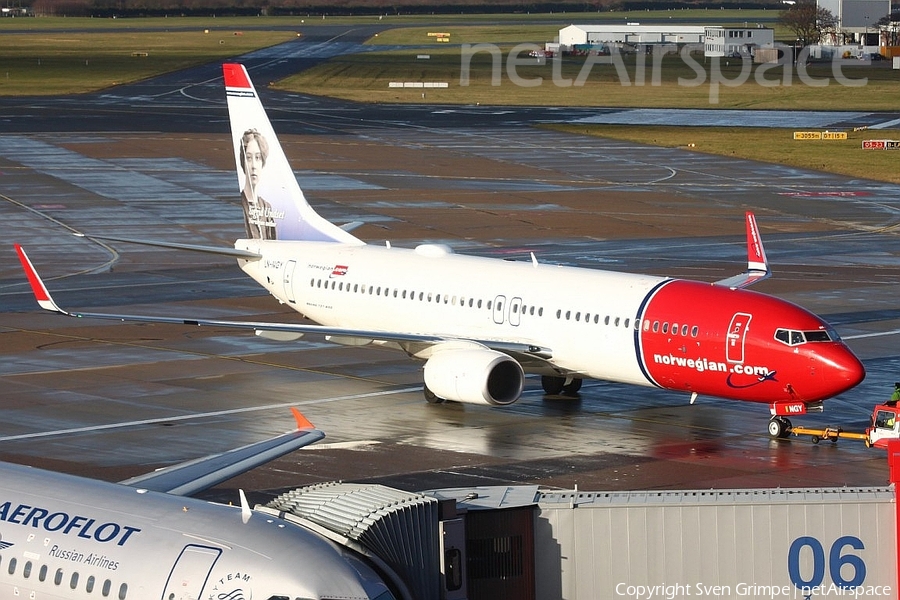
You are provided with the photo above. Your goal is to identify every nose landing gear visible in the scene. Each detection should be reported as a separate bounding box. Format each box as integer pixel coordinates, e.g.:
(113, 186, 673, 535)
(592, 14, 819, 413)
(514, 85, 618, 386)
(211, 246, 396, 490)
(767, 416, 793, 439)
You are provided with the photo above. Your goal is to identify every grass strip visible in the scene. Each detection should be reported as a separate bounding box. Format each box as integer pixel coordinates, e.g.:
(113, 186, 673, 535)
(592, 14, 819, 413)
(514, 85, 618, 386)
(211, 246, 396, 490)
(545, 124, 900, 184)
(0, 30, 295, 95)
(277, 48, 900, 111)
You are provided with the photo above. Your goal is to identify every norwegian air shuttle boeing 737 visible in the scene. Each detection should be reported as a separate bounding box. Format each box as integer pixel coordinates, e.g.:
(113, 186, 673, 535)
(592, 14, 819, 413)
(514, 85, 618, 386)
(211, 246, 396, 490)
(16, 63, 865, 438)
(0, 410, 399, 600)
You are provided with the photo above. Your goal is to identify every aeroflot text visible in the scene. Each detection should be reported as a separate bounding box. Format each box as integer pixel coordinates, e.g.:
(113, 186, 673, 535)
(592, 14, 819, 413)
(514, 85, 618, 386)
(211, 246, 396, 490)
(0, 501, 141, 546)
(652, 354, 771, 376)
(615, 583, 892, 599)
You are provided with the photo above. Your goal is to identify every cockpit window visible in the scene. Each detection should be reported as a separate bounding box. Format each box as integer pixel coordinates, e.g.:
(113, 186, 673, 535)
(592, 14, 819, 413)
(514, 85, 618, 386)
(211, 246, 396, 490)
(805, 330, 832, 342)
(775, 328, 836, 346)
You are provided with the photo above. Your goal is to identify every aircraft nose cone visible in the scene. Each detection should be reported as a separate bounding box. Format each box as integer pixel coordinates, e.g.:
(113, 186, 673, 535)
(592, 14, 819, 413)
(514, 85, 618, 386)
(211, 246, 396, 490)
(830, 345, 866, 394)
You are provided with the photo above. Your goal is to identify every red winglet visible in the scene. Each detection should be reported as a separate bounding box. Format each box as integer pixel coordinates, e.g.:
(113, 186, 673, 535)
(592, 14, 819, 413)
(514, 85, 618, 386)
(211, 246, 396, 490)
(745, 211, 768, 272)
(14, 244, 55, 309)
(223, 63, 252, 90)
(291, 407, 315, 430)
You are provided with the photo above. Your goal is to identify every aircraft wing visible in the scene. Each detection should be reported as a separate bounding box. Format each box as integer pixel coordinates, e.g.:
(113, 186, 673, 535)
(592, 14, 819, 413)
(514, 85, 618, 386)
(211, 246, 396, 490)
(119, 408, 324, 496)
(15, 244, 553, 360)
(713, 211, 771, 289)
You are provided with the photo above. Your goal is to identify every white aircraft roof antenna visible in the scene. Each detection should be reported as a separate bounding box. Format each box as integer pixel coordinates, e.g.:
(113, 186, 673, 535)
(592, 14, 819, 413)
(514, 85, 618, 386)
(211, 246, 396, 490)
(531, 252, 538, 268)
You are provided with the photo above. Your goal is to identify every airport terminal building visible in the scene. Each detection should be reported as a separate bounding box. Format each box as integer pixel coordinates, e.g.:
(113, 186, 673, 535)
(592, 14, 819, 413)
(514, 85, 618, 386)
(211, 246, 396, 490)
(558, 24, 774, 58)
(559, 24, 705, 49)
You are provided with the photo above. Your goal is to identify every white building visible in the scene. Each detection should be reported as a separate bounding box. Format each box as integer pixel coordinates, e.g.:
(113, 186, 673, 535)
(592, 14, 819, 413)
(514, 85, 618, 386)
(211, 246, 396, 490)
(818, 0, 890, 31)
(816, 0, 891, 49)
(559, 24, 774, 57)
(558, 24, 705, 48)
(704, 26, 776, 57)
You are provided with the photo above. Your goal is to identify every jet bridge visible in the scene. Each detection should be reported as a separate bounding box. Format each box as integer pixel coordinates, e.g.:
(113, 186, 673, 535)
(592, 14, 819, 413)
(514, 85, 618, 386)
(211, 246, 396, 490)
(260, 448, 900, 600)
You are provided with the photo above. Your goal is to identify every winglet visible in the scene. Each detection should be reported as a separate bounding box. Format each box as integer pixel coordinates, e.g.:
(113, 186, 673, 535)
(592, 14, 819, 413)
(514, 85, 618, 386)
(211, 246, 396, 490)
(119, 408, 325, 496)
(745, 212, 769, 274)
(291, 407, 315, 430)
(14, 244, 68, 314)
(712, 212, 771, 289)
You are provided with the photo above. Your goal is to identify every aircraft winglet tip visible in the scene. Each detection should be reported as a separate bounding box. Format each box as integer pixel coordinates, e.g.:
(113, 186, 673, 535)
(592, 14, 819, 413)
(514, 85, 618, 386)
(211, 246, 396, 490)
(291, 407, 315, 430)
(14, 245, 65, 313)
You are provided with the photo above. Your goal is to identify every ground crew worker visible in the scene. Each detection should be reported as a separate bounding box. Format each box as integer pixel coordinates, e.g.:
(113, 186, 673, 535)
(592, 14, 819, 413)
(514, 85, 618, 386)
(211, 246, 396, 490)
(889, 382, 900, 406)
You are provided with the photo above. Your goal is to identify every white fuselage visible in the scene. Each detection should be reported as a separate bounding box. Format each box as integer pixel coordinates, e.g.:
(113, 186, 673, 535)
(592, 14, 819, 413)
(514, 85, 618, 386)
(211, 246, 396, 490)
(239, 239, 664, 386)
(0, 462, 391, 600)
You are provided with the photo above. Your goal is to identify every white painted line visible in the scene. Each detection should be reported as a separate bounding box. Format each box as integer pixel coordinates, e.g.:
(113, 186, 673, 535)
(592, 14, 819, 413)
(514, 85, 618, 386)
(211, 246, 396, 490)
(870, 118, 900, 130)
(0, 387, 420, 442)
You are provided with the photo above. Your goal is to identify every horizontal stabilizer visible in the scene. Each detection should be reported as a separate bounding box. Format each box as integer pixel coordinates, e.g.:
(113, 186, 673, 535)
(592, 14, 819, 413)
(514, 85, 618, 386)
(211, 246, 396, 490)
(120, 408, 323, 496)
(75, 233, 261, 260)
(340, 221, 366, 233)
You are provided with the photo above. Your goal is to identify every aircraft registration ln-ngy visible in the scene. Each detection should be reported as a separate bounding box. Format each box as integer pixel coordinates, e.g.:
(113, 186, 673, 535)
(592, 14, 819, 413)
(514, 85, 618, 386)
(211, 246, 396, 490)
(0, 410, 398, 600)
(15, 63, 865, 439)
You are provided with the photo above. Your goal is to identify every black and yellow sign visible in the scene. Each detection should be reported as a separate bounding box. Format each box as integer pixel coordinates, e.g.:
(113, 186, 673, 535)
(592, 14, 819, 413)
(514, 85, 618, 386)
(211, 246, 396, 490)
(793, 131, 848, 140)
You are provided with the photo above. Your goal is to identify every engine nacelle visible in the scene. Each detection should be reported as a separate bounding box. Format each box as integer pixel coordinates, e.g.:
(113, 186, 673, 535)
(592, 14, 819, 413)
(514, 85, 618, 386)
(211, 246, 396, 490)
(423, 348, 524, 406)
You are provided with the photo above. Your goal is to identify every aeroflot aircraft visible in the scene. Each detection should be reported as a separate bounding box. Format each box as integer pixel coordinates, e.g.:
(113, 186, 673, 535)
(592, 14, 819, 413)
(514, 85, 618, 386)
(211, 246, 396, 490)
(16, 63, 865, 439)
(0, 410, 397, 599)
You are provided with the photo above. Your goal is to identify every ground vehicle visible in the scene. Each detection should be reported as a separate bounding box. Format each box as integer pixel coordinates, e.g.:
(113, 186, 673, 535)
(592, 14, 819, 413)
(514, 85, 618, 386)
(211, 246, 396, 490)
(787, 404, 900, 447)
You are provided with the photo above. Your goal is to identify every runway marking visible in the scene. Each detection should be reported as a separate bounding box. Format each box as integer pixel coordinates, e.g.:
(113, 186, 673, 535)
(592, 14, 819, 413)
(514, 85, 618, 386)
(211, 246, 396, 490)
(844, 328, 900, 340)
(1, 192, 119, 279)
(0, 387, 420, 443)
(870, 118, 900, 130)
(308, 440, 381, 450)
(1, 327, 404, 389)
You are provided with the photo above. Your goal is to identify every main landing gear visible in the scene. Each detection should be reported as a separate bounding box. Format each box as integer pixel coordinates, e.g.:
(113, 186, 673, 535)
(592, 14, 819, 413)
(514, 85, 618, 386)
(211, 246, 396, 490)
(541, 375, 583, 396)
(767, 416, 793, 439)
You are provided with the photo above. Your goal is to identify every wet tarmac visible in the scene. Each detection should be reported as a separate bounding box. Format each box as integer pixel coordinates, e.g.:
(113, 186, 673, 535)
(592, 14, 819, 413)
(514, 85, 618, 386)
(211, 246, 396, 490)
(3, 119, 900, 506)
(2, 31, 900, 503)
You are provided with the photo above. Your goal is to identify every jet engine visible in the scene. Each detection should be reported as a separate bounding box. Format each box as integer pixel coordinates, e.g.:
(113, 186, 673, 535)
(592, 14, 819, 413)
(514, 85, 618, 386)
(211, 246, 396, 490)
(423, 347, 524, 406)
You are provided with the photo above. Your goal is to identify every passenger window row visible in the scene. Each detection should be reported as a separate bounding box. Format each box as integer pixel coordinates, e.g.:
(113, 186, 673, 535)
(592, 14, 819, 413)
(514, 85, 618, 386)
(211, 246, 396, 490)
(1, 553, 127, 599)
(310, 279, 546, 317)
(311, 278, 702, 338)
(553, 310, 700, 338)
(555, 309, 635, 329)
(649, 321, 700, 338)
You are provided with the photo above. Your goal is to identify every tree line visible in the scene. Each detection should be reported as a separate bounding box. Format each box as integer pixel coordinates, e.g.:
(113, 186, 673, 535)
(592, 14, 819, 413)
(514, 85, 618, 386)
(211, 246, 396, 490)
(27, 0, 781, 17)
